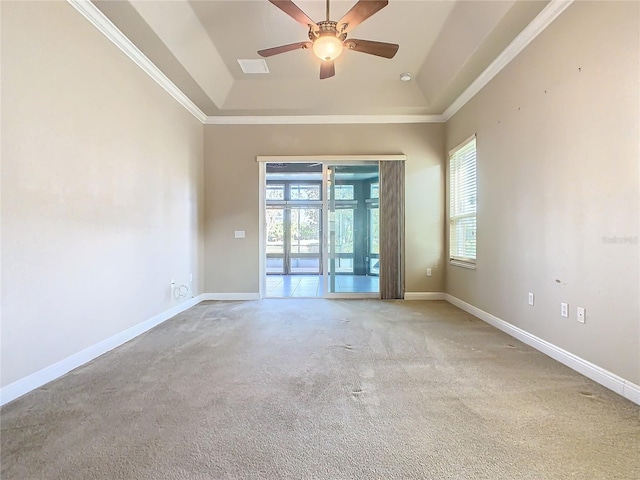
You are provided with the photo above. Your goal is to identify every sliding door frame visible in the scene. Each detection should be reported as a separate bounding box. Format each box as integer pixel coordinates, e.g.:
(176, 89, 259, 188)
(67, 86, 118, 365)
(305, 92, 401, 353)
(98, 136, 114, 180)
(323, 161, 379, 299)
(258, 155, 406, 299)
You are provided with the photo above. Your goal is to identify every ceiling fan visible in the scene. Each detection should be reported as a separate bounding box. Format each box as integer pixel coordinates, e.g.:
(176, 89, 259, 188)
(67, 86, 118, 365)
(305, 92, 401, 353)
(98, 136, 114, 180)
(258, 0, 399, 79)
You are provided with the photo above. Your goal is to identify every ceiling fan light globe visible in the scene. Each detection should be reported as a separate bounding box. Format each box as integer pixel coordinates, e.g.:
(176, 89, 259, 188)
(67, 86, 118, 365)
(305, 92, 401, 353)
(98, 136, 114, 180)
(313, 35, 343, 62)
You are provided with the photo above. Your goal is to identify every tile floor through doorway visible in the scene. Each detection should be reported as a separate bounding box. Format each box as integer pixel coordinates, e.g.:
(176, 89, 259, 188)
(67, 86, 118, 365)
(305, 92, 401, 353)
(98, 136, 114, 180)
(266, 274, 379, 297)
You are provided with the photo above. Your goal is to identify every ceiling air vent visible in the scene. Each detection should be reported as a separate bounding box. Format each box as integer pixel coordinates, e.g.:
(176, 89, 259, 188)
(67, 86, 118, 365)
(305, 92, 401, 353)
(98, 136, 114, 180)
(237, 59, 270, 74)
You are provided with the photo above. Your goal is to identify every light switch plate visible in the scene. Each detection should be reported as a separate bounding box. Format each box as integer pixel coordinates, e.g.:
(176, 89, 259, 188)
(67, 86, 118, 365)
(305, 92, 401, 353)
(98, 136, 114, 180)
(577, 307, 586, 323)
(234, 230, 245, 239)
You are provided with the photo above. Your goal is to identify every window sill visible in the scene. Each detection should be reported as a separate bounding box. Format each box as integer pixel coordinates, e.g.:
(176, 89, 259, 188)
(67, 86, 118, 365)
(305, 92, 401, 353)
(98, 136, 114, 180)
(450, 259, 476, 270)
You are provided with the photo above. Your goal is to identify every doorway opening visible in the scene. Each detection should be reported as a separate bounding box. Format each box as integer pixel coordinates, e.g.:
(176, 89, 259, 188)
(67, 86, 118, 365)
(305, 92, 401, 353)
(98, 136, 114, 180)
(263, 161, 379, 298)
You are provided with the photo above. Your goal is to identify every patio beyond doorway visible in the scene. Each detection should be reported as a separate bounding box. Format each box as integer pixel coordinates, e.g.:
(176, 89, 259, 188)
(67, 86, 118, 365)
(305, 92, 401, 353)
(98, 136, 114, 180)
(265, 274, 379, 298)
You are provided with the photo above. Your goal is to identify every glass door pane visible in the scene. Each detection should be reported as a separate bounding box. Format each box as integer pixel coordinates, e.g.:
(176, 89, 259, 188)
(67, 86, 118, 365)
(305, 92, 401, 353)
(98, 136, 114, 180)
(334, 208, 354, 273)
(327, 164, 379, 294)
(367, 181, 379, 275)
(290, 206, 321, 274)
(266, 207, 285, 274)
(368, 206, 379, 275)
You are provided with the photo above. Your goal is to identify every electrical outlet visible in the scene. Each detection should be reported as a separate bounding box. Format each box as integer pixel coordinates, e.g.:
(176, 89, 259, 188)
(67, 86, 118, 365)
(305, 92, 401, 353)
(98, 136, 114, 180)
(577, 307, 586, 323)
(427, 268, 432, 277)
(528, 293, 534, 306)
(561, 302, 568, 318)
(190, 273, 193, 282)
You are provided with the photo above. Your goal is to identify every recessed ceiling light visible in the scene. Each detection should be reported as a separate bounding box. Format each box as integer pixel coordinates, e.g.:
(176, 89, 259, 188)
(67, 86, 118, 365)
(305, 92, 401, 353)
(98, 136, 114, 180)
(237, 59, 269, 74)
(399, 72, 411, 82)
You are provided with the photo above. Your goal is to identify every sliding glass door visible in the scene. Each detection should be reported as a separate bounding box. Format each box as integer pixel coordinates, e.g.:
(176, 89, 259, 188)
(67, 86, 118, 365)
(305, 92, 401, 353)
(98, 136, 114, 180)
(266, 179, 322, 275)
(264, 161, 380, 297)
(326, 164, 379, 295)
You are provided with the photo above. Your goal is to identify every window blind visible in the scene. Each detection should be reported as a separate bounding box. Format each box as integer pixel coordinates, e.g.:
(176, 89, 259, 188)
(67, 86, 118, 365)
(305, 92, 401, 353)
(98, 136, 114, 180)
(449, 136, 477, 265)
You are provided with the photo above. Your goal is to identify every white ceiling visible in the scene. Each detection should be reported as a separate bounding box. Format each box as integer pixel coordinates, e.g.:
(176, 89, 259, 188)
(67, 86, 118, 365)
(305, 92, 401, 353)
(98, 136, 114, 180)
(92, 0, 551, 118)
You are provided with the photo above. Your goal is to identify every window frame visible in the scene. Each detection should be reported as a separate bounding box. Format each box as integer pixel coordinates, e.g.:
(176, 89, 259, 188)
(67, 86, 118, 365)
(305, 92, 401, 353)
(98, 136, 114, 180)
(449, 134, 477, 269)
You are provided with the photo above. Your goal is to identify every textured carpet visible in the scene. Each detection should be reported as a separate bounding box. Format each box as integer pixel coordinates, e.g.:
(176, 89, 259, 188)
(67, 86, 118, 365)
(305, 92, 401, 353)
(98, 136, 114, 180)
(1, 300, 639, 479)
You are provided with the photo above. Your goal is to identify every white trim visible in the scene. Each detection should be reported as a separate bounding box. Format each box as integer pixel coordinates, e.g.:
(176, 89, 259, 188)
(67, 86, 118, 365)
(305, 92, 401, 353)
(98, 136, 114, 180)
(68, 0, 572, 126)
(257, 155, 407, 163)
(444, 294, 640, 406)
(200, 293, 261, 301)
(67, 0, 573, 126)
(449, 133, 477, 157)
(66, 0, 207, 124)
(404, 292, 446, 301)
(322, 163, 329, 296)
(0, 295, 206, 406)
(626, 383, 640, 405)
(205, 115, 444, 125)
(442, 0, 574, 121)
(4, 289, 636, 406)
(449, 259, 477, 270)
(258, 163, 267, 299)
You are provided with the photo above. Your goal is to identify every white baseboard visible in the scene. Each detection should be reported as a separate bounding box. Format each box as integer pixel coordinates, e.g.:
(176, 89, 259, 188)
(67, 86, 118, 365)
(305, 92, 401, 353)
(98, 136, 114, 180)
(0, 294, 207, 406)
(404, 292, 446, 301)
(201, 293, 260, 301)
(445, 294, 640, 406)
(625, 382, 640, 405)
(4, 292, 637, 407)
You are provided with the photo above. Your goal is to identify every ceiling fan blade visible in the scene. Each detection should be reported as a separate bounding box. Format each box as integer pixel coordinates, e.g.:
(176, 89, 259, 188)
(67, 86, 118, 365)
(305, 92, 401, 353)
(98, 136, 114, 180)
(320, 61, 335, 79)
(344, 39, 399, 58)
(258, 41, 312, 57)
(268, 0, 317, 29)
(337, 0, 388, 33)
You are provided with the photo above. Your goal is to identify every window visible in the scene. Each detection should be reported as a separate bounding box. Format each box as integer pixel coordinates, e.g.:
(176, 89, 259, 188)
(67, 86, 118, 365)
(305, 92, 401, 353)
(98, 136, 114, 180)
(329, 184, 354, 200)
(290, 184, 320, 200)
(449, 135, 477, 267)
(370, 183, 379, 199)
(266, 184, 285, 200)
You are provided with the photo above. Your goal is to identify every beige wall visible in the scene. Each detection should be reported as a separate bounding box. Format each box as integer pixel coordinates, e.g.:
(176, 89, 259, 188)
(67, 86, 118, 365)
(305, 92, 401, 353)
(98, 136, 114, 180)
(3, 0, 636, 396)
(1, 1, 204, 387)
(445, 1, 640, 383)
(203, 123, 445, 294)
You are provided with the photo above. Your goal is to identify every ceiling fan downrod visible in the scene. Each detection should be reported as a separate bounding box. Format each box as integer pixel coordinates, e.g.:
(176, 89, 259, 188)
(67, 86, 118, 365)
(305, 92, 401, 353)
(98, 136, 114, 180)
(309, 0, 344, 59)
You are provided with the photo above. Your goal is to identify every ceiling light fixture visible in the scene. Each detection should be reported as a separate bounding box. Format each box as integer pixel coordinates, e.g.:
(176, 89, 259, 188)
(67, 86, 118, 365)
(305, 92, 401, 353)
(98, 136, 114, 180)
(312, 33, 344, 62)
(311, 1, 344, 62)
(400, 72, 411, 82)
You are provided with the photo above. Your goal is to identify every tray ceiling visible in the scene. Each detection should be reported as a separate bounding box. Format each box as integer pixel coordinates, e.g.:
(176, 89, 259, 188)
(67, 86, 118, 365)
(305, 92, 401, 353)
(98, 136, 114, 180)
(92, 0, 551, 118)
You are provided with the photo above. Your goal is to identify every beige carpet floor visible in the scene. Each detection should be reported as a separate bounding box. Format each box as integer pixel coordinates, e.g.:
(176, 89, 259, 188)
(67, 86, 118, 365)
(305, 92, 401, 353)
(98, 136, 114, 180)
(1, 299, 639, 479)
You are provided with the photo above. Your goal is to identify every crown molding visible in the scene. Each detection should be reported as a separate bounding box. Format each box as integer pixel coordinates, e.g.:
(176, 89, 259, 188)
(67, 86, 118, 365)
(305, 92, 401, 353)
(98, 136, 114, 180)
(67, 0, 207, 124)
(256, 154, 407, 163)
(442, 0, 574, 122)
(69, 0, 572, 126)
(204, 115, 445, 125)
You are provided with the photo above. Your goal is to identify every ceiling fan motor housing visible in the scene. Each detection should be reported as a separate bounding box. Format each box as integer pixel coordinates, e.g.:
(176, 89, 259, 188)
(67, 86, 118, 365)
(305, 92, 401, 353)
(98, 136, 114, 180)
(309, 21, 347, 41)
